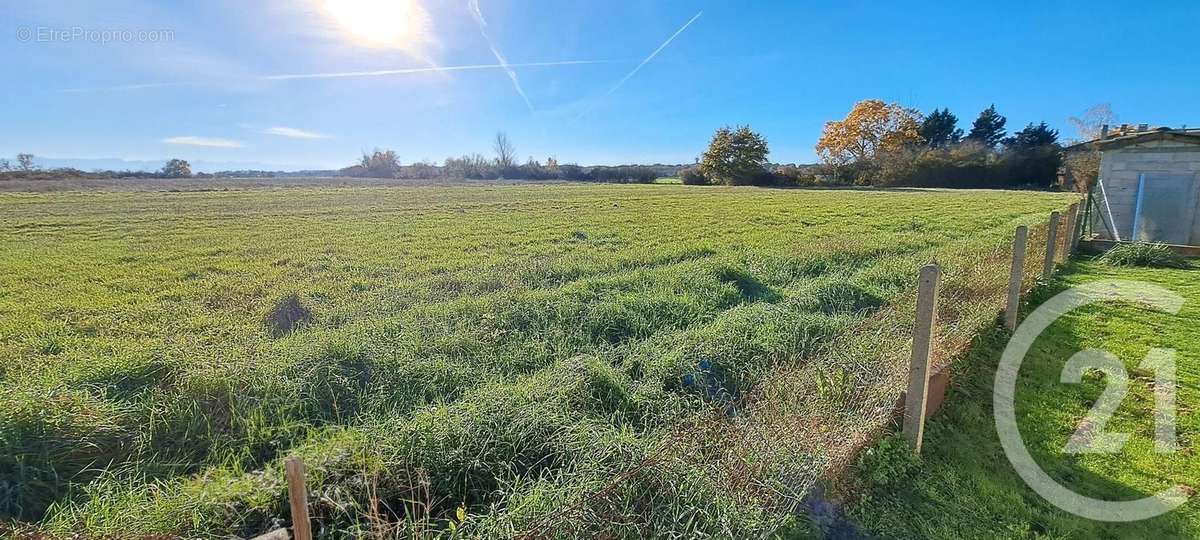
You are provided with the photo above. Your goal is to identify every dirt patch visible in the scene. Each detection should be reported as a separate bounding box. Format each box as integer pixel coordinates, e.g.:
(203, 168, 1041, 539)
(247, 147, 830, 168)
(266, 293, 312, 337)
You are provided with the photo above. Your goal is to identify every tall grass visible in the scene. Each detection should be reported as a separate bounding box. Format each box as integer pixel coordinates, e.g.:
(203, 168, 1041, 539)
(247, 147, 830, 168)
(1098, 242, 1191, 269)
(0, 184, 1073, 537)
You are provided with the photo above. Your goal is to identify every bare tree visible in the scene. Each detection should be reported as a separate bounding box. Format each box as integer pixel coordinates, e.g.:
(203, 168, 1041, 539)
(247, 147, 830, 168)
(1062, 104, 1116, 193)
(1067, 104, 1117, 142)
(493, 132, 515, 169)
(16, 153, 35, 171)
(0, 159, 10, 172)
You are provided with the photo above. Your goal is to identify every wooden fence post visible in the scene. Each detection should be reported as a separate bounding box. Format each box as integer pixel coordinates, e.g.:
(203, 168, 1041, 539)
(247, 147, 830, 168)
(1043, 211, 1060, 278)
(903, 264, 940, 453)
(1004, 226, 1028, 331)
(285, 457, 312, 540)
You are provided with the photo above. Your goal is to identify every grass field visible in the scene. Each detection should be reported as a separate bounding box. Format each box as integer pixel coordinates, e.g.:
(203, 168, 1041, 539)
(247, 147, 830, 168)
(847, 258, 1200, 539)
(0, 183, 1072, 537)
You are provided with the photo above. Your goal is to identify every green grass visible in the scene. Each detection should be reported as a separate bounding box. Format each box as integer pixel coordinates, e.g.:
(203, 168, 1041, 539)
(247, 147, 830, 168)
(0, 183, 1072, 537)
(847, 259, 1200, 539)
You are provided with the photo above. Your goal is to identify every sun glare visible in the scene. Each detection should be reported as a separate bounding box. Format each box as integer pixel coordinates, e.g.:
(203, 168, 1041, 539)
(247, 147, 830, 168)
(325, 0, 428, 48)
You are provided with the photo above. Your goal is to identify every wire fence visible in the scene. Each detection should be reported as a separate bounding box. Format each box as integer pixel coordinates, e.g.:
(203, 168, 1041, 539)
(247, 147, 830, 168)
(515, 204, 1078, 538)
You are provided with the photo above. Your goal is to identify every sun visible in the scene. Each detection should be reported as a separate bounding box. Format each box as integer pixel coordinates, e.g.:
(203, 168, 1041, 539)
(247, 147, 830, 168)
(325, 0, 429, 48)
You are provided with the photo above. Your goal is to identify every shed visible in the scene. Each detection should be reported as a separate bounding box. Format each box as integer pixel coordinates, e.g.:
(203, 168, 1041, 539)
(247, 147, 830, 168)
(1077, 127, 1200, 246)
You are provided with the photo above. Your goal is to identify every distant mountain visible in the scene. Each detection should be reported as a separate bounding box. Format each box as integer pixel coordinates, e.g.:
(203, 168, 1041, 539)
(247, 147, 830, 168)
(30, 156, 326, 174)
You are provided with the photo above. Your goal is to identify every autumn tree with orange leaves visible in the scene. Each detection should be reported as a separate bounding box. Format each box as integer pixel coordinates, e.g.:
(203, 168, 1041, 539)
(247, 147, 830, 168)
(815, 99, 923, 179)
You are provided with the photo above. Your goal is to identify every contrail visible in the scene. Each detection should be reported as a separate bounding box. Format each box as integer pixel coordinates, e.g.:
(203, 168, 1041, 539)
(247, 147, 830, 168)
(577, 11, 702, 119)
(468, 0, 534, 112)
(59, 60, 611, 92)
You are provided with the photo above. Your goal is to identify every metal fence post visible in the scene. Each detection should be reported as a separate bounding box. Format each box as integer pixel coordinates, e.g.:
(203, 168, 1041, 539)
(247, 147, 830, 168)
(1005, 226, 1028, 331)
(903, 264, 940, 453)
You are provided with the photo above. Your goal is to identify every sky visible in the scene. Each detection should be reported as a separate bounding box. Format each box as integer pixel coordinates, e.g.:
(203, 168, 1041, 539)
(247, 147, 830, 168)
(2, 0, 1198, 171)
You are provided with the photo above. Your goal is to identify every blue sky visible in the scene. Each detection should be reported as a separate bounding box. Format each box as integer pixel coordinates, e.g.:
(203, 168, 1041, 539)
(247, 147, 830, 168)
(3, 0, 1198, 170)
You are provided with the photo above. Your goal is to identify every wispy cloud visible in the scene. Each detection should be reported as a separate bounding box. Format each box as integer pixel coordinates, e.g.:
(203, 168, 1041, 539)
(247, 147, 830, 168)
(163, 136, 244, 148)
(60, 82, 191, 93)
(467, 0, 534, 112)
(264, 60, 609, 81)
(263, 126, 330, 139)
(577, 11, 703, 119)
(65, 60, 612, 92)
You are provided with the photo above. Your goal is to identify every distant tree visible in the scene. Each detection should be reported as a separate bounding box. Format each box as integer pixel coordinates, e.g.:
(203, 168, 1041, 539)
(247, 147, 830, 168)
(0, 158, 10, 172)
(1067, 104, 1117, 142)
(16, 153, 35, 171)
(160, 159, 192, 178)
(1063, 149, 1099, 193)
(1001, 122, 1062, 188)
(545, 156, 558, 173)
(359, 149, 402, 178)
(815, 99, 922, 179)
(965, 104, 1007, 148)
(405, 160, 438, 179)
(700, 125, 770, 185)
(679, 165, 708, 185)
(1003, 122, 1059, 150)
(493, 132, 516, 169)
(920, 108, 963, 148)
(1062, 105, 1114, 192)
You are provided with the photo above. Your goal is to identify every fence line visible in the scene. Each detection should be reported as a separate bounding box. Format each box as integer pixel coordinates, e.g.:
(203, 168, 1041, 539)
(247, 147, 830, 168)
(483, 205, 1079, 537)
(903, 206, 1077, 456)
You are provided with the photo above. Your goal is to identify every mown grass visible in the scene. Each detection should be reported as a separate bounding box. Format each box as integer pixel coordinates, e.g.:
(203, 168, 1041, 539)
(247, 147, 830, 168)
(0, 183, 1071, 537)
(847, 259, 1200, 539)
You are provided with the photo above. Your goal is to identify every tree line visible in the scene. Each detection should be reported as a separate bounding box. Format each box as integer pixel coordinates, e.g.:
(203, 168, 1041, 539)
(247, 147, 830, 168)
(339, 132, 663, 183)
(815, 100, 1063, 188)
(681, 101, 1066, 188)
(2, 104, 1073, 188)
(0, 154, 195, 180)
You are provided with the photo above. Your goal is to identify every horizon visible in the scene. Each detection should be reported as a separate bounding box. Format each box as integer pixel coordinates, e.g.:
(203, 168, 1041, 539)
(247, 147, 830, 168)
(4, 1, 1199, 170)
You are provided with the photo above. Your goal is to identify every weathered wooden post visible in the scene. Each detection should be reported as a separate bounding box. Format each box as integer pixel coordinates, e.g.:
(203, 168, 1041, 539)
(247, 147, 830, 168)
(285, 457, 312, 540)
(1042, 211, 1060, 278)
(903, 264, 940, 453)
(1004, 226, 1028, 331)
(1065, 202, 1080, 256)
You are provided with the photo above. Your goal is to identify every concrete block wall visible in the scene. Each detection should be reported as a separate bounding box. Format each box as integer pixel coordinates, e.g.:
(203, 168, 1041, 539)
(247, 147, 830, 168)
(1092, 140, 1200, 243)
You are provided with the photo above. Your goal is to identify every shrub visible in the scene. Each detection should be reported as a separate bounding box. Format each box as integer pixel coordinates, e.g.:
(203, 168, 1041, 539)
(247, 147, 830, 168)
(772, 165, 822, 186)
(679, 166, 707, 185)
(585, 166, 658, 183)
(1098, 243, 1191, 269)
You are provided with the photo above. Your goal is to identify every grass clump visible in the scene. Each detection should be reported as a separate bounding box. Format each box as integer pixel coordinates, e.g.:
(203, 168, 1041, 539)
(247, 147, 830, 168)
(1098, 242, 1191, 269)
